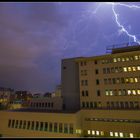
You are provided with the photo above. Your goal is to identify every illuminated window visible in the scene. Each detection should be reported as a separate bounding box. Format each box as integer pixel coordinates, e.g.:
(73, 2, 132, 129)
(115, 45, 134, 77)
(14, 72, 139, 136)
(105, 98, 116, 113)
(119, 132, 124, 137)
(132, 67, 136, 71)
(134, 78, 138, 83)
(126, 57, 129, 61)
(118, 90, 122, 95)
(101, 131, 104, 136)
(132, 90, 136, 95)
(125, 78, 129, 83)
(128, 67, 132, 72)
(128, 90, 131, 95)
(113, 58, 117, 62)
(130, 133, 134, 138)
(115, 132, 118, 137)
(122, 58, 125, 62)
(134, 55, 138, 60)
(137, 66, 140, 70)
(110, 90, 113, 96)
(96, 131, 99, 135)
(105, 90, 109, 96)
(137, 90, 140, 95)
(123, 67, 127, 72)
(92, 130, 95, 135)
(110, 132, 113, 136)
(130, 78, 134, 83)
(88, 130, 91, 135)
(117, 58, 121, 61)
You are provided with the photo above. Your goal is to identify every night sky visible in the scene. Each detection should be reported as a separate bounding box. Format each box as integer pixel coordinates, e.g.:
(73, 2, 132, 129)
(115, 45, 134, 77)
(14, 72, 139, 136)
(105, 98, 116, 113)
(0, 2, 140, 93)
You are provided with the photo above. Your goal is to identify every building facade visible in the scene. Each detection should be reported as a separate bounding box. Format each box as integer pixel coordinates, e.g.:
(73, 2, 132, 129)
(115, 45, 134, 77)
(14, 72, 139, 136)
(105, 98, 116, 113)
(0, 45, 140, 138)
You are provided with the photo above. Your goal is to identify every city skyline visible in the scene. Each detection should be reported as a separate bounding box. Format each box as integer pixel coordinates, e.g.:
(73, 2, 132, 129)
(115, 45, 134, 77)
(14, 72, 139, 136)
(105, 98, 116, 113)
(0, 2, 140, 92)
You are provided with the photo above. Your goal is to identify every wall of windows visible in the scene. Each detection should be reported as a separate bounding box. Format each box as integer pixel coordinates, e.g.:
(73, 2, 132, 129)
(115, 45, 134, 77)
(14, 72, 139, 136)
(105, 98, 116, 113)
(86, 129, 138, 138)
(102, 55, 140, 64)
(7, 119, 74, 134)
(30, 102, 53, 109)
(81, 101, 102, 109)
(104, 77, 139, 85)
(105, 89, 140, 96)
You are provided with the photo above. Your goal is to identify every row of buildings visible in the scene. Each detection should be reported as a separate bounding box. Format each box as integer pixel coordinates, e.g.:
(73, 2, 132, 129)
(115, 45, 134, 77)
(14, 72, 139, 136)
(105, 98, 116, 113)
(0, 44, 140, 137)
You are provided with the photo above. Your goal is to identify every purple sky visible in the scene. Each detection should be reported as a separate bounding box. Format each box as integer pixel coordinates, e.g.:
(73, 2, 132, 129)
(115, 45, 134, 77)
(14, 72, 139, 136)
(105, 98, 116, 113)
(0, 2, 140, 93)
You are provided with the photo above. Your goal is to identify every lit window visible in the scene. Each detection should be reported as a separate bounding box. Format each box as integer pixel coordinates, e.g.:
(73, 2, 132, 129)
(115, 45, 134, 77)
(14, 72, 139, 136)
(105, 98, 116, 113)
(76, 129, 81, 134)
(132, 67, 136, 71)
(130, 133, 134, 138)
(117, 58, 121, 61)
(96, 131, 100, 135)
(105, 90, 109, 96)
(132, 90, 136, 95)
(119, 132, 124, 137)
(134, 78, 138, 83)
(110, 132, 113, 136)
(126, 57, 129, 61)
(123, 67, 127, 72)
(88, 130, 91, 135)
(122, 58, 125, 62)
(115, 132, 118, 137)
(110, 90, 113, 96)
(134, 55, 138, 60)
(137, 90, 140, 95)
(130, 78, 134, 83)
(128, 90, 131, 95)
(113, 58, 117, 62)
(92, 130, 95, 135)
(137, 66, 140, 70)
(128, 67, 132, 71)
(101, 131, 104, 136)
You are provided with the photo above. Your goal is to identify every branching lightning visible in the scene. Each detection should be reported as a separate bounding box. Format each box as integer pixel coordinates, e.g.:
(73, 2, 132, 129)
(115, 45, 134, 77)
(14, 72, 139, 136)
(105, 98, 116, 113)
(106, 2, 140, 44)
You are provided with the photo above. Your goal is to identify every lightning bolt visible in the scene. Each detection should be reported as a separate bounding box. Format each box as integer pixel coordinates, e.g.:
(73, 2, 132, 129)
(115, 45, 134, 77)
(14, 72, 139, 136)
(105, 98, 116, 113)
(108, 2, 140, 44)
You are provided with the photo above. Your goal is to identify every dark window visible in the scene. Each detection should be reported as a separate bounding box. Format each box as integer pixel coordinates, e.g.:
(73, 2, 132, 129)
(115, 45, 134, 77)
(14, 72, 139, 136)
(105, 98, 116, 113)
(31, 121, 34, 130)
(51, 103, 53, 108)
(96, 79, 99, 85)
(59, 123, 63, 133)
(15, 120, 18, 128)
(116, 102, 119, 108)
(86, 102, 89, 108)
(12, 120, 15, 128)
(42, 103, 44, 107)
(130, 102, 134, 108)
(81, 80, 84, 86)
(45, 122, 48, 131)
(82, 102, 85, 108)
(48, 103, 50, 108)
(27, 121, 30, 129)
(94, 60, 97, 64)
(84, 62, 86, 66)
(103, 68, 106, 74)
(86, 90, 88, 96)
(97, 90, 100, 96)
(63, 66, 66, 70)
(111, 102, 114, 108)
(36, 121, 39, 130)
(69, 124, 73, 134)
(107, 68, 110, 73)
(45, 103, 47, 107)
(125, 102, 129, 109)
(23, 120, 26, 129)
(104, 79, 107, 84)
(64, 124, 68, 133)
(8, 119, 11, 128)
(80, 62, 83, 66)
(94, 102, 97, 108)
(54, 123, 58, 132)
(40, 122, 43, 131)
(112, 78, 116, 84)
(19, 120, 22, 129)
(82, 91, 84, 96)
(120, 102, 124, 108)
(39, 103, 41, 107)
(49, 123, 53, 132)
(90, 102, 93, 108)
(85, 80, 88, 86)
(95, 69, 99, 74)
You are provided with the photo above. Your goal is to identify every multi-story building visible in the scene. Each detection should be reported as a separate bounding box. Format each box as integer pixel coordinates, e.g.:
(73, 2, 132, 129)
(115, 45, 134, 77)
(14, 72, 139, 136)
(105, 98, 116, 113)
(0, 44, 140, 138)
